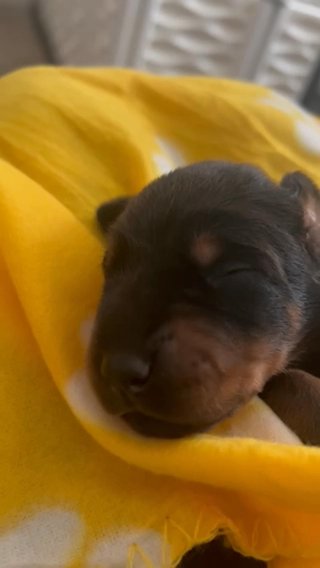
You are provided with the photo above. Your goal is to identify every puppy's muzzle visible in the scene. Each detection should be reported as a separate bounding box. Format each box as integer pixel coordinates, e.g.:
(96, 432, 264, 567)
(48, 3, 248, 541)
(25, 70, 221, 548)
(91, 317, 283, 437)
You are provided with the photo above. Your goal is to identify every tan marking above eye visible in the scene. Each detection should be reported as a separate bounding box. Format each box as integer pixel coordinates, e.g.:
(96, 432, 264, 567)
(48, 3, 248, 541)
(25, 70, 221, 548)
(287, 303, 301, 333)
(191, 234, 222, 267)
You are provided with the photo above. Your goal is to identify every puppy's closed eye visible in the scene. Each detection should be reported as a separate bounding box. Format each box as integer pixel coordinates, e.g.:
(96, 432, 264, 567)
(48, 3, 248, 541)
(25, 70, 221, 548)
(212, 262, 255, 278)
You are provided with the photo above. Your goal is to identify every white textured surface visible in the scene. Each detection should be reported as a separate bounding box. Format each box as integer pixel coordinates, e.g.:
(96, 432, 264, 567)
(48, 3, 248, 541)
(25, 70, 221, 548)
(134, 0, 264, 76)
(0, 509, 83, 566)
(254, 1, 320, 99)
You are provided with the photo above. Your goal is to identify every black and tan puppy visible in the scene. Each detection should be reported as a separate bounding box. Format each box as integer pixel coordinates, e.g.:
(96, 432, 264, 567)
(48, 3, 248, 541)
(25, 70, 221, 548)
(89, 161, 320, 567)
(90, 161, 320, 441)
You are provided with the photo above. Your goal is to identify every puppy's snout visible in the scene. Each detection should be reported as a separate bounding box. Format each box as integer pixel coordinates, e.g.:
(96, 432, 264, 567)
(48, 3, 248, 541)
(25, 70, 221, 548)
(104, 353, 150, 393)
(91, 315, 277, 436)
(151, 322, 213, 378)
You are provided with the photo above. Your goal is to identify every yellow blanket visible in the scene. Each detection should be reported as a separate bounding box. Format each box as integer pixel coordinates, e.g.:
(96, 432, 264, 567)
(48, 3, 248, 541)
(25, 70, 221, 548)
(1, 67, 320, 568)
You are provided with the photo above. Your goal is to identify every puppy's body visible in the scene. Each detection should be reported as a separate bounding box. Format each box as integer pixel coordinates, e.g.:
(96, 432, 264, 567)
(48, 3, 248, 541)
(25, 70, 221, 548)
(90, 161, 320, 567)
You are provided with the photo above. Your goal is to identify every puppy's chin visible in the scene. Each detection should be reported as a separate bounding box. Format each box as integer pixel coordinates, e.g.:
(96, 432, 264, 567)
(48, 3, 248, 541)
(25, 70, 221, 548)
(122, 400, 245, 438)
(123, 412, 213, 439)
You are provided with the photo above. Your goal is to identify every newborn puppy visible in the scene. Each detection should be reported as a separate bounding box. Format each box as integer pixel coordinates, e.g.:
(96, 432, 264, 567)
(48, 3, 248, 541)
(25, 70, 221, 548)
(89, 161, 320, 441)
(180, 536, 265, 568)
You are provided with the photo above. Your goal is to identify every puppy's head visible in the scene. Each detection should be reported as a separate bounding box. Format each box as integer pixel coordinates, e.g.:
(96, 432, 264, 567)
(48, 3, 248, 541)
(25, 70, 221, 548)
(89, 161, 320, 438)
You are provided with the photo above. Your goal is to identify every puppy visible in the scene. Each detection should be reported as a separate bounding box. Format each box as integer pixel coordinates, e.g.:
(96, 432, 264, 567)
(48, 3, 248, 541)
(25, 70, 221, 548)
(180, 536, 266, 567)
(90, 161, 320, 567)
(90, 161, 320, 441)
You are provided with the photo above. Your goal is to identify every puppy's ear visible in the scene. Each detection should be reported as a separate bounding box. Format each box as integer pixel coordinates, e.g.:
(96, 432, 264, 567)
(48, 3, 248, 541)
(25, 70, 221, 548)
(96, 197, 130, 233)
(281, 172, 320, 256)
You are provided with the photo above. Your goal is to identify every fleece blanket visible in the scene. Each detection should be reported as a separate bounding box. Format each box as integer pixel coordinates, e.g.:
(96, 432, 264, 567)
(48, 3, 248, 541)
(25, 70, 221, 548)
(1, 67, 320, 568)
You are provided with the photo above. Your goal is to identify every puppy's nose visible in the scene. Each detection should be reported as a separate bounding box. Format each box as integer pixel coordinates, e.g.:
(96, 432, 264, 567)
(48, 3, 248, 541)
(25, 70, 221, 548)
(102, 353, 150, 393)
